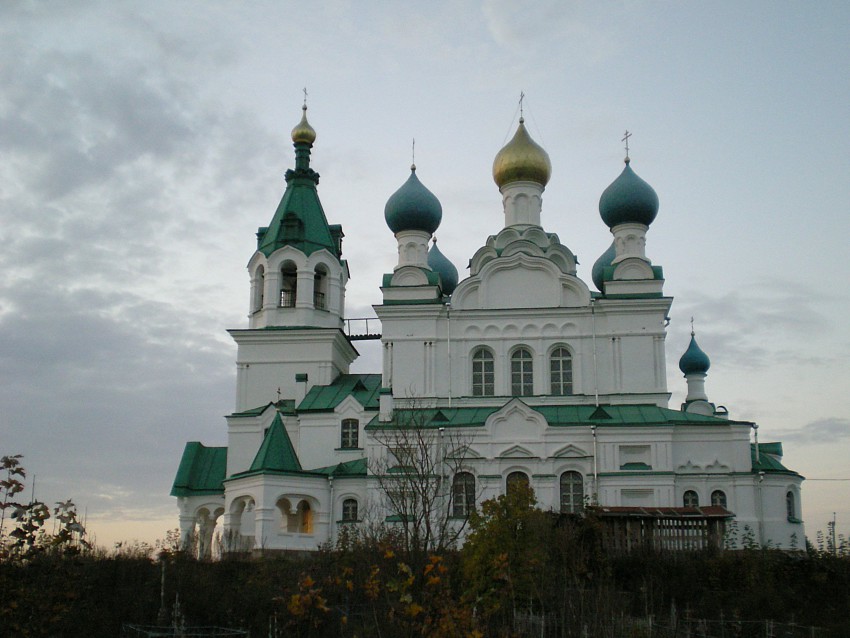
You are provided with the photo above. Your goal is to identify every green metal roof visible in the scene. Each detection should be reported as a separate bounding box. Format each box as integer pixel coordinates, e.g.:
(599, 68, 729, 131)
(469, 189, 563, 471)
(228, 400, 296, 418)
(751, 442, 801, 476)
(366, 403, 747, 430)
(539, 404, 741, 426)
(298, 373, 382, 412)
(230, 404, 271, 418)
(171, 442, 227, 497)
(245, 413, 302, 473)
(256, 142, 342, 260)
(309, 457, 367, 477)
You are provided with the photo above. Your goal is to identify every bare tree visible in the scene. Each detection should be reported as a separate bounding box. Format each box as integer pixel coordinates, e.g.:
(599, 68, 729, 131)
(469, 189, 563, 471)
(368, 407, 477, 559)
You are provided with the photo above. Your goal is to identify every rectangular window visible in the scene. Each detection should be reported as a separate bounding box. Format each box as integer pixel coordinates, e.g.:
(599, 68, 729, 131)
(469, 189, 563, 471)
(340, 419, 359, 449)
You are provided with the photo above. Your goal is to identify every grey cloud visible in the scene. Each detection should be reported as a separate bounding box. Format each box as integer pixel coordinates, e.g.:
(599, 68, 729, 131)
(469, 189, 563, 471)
(775, 418, 850, 444)
(667, 283, 835, 371)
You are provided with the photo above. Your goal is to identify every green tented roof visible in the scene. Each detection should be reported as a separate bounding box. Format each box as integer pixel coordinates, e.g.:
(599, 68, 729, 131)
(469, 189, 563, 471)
(171, 443, 227, 497)
(256, 154, 341, 259)
(247, 413, 302, 473)
(298, 374, 382, 412)
(367, 403, 747, 430)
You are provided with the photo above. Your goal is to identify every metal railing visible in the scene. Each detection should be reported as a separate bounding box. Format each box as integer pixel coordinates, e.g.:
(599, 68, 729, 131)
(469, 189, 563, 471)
(344, 317, 382, 340)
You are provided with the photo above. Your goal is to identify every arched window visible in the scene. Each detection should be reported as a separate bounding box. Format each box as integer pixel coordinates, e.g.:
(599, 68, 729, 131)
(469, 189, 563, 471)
(253, 265, 265, 312)
(550, 347, 573, 395)
(506, 471, 530, 496)
(297, 500, 313, 534)
(711, 490, 727, 508)
(683, 490, 699, 508)
(560, 471, 584, 514)
(278, 497, 296, 532)
(342, 498, 358, 522)
(452, 472, 476, 518)
(314, 265, 328, 310)
(786, 491, 795, 519)
(511, 348, 533, 396)
(471, 348, 494, 396)
(280, 262, 297, 307)
(340, 419, 359, 449)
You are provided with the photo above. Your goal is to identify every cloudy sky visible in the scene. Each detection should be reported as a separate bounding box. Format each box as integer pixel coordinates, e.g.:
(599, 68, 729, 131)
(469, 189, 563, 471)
(1, 1, 848, 548)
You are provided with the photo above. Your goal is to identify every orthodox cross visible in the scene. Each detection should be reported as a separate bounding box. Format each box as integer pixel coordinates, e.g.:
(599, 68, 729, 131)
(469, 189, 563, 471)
(412, 138, 416, 168)
(519, 91, 525, 119)
(276, 387, 282, 401)
(622, 130, 632, 161)
(302, 87, 308, 107)
(690, 316, 695, 336)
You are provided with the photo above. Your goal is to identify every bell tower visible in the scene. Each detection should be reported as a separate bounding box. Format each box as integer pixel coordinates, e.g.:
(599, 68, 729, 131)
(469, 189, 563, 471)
(230, 104, 357, 411)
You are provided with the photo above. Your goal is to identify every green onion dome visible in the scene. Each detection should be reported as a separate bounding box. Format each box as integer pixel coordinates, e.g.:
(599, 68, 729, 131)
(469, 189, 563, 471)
(291, 104, 316, 145)
(599, 159, 659, 228)
(493, 118, 551, 189)
(591, 241, 616, 292)
(385, 165, 443, 234)
(679, 334, 711, 375)
(427, 239, 458, 295)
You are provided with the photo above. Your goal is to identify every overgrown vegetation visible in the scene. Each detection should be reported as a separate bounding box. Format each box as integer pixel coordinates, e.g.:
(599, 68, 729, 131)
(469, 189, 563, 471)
(3, 456, 849, 637)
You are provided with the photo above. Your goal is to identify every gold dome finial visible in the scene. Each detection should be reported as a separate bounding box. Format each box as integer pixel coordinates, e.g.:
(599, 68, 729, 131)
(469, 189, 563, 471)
(492, 116, 551, 189)
(291, 92, 316, 145)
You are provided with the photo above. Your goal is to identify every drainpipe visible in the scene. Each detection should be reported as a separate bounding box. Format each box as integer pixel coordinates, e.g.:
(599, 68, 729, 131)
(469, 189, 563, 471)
(757, 471, 765, 547)
(753, 424, 760, 464)
(446, 303, 452, 408)
(328, 476, 335, 546)
(591, 424, 599, 505)
(591, 300, 599, 407)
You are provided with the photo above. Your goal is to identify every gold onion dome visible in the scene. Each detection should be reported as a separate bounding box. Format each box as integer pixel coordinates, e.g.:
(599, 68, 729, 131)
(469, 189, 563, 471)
(492, 117, 552, 188)
(291, 104, 316, 145)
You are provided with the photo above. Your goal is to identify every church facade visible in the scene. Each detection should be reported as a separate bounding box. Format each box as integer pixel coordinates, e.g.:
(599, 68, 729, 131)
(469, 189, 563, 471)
(171, 105, 804, 555)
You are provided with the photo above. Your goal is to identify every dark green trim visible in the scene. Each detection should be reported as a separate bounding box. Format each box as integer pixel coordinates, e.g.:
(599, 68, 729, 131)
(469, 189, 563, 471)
(602, 293, 664, 299)
(620, 462, 653, 471)
(381, 297, 444, 306)
(598, 471, 674, 477)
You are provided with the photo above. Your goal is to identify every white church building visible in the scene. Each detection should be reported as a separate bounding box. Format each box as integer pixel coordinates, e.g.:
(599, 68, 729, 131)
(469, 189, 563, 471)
(172, 104, 804, 554)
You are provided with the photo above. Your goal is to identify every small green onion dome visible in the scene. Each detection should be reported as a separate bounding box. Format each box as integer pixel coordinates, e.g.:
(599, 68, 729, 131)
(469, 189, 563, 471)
(591, 241, 616, 292)
(291, 105, 316, 145)
(428, 239, 458, 295)
(385, 165, 443, 234)
(679, 333, 711, 375)
(493, 118, 552, 189)
(599, 160, 659, 228)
